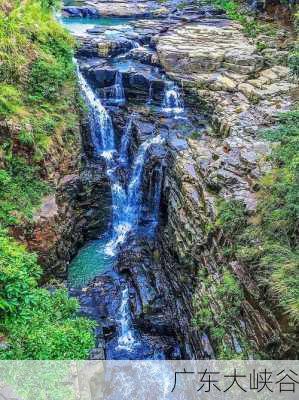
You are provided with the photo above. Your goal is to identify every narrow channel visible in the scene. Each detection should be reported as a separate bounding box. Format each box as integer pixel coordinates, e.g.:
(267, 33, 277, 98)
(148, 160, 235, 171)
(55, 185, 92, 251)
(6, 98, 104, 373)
(59, 7, 206, 360)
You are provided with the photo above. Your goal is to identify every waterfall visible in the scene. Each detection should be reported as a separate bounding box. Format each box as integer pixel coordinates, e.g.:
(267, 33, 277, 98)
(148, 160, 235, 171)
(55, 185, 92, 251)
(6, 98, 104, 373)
(131, 40, 141, 49)
(77, 69, 115, 153)
(151, 164, 163, 225)
(77, 65, 166, 260)
(105, 134, 164, 256)
(77, 66, 129, 256)
(147, 82, 153, 105)
(117, 287, 136, 350)
(126, 135, 164, 228)
(162, 81, 184, 116)
(111, 71, 125, 105)
(120, 113, 135, 166)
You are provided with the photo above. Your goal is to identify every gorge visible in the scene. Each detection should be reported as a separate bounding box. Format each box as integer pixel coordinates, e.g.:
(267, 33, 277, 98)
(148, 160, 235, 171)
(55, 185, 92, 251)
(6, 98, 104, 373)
(0, 0, 298, 361)
(58, 0, 298, 360)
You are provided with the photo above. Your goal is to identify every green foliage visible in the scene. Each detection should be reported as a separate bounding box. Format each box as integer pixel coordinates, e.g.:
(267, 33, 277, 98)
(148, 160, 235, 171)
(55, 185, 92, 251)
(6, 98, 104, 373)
(288, 46, 299, 78)
(0, 84, 22, 117)
(193, 111, 299, 358)
(0, 158, 50, 226)
(206, 0, 278, 37)
(215, 110, 299, 325)
(0, 0, 78, 224)
(215, 199, 247, 238)
(192, 267, 247, 359)
(0, 231, 95, 359)
(0, 1, 94, 360)
(189, 131, 202, 140)
(0, 231, 40, 314)
(29, 54, 74, 102)
(1, 289, 95, 360)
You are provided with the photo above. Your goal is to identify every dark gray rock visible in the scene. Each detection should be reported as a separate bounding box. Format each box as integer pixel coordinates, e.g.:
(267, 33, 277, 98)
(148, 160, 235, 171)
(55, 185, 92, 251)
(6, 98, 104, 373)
(62, 6, 100, 18)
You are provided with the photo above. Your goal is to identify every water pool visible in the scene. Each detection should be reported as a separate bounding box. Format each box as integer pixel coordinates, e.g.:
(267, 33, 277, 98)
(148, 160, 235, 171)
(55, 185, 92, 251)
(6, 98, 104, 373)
(68, 236, 114, 288)
(60, 16, 133, 35)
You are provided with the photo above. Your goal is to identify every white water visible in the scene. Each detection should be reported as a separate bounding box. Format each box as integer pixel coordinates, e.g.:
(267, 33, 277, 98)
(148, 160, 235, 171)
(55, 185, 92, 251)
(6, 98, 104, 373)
(126, 135, 164, 228)
(111, 71, 125, 105)
(77, 65, 166, 353)
(116, 287, 136, 351)
(162, 82, 184, 116)
(105, 134, 164, 257)
(147, 82, 153, 105)
(120, 113, 135, 166)
(77, 68, 115, 153)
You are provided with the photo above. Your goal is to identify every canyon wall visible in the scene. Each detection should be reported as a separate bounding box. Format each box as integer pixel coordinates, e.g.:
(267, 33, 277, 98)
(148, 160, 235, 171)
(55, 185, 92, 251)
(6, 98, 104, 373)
(156, 15, 298, 358)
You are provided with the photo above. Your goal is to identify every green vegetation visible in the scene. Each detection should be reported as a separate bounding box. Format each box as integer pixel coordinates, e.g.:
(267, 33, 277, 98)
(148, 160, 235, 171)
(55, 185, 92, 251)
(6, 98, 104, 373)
(193, 110, 299, 358)
(0, 0, 95, 359)
(193, 266, 249, 359)
(205, 0, 278, 37)
(289, 10, 299, 78)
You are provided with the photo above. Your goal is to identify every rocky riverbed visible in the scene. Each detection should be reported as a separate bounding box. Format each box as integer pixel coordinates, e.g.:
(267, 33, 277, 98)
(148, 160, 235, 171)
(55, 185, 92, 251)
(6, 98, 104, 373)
(26, 0, 298, 359)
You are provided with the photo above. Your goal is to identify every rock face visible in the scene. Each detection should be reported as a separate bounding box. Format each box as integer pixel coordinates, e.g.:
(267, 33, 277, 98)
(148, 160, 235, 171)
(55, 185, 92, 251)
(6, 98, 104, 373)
(12, 115, 112, 279)
(83, 0, 168, 17)
(22, 167, 111, 279)
(157, 21, 296, 137)
(62, 6, 100, 18)
(155, 18, 298, 357)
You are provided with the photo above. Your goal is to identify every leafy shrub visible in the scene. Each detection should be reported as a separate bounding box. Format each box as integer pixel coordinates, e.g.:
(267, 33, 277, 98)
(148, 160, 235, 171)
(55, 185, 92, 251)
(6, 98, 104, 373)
(0, 1, 94, 360)
(0, 231, 95, 359)
(216, 111, 299, 325)
(1, 289, 95, 360)
(193, 267, 247, 359)
(215, 199, 247, 239)
(0, 231, 40, 314)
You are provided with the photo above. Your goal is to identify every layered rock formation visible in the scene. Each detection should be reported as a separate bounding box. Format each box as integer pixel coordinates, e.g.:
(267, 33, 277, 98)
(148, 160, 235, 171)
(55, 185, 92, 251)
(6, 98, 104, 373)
(155, 15, 298, 357)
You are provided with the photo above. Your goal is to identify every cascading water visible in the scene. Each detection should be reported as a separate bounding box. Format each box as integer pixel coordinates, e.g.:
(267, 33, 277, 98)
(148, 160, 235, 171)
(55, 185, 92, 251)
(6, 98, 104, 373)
(77, 68, 115, 153)
(126, 135, 164, 229)
(147, 82, 153, 105)
(116, 287, 136, 350)
(105, 134, 164, 256)
(162, 81, 184, 116)
(119, 113, 136, 166)
(111, 71, 125, 105)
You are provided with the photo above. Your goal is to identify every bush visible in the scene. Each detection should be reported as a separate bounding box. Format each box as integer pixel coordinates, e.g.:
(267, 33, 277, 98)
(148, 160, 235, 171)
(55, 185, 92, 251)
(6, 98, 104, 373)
(0, 158, 50, 226)
(0, 231, 40, 314)
(0, 231, 95, 359)
(289, 47, 299, 78)
(0, 1, 94, 360)
(1, 289, 95, 360)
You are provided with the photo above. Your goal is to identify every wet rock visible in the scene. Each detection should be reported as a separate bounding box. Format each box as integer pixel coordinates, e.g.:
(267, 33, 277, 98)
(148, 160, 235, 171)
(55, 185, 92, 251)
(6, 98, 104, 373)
(87, 66, 117, 88)
(90, 347, 105, 360)
(88, 0, 168, 17)
(62, 6, 100, 18)
(129, 72, 151, 91)
(168, 136, 188, 152)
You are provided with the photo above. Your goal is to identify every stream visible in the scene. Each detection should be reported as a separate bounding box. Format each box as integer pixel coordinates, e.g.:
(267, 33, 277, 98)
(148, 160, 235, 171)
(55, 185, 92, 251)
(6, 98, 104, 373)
(60, 6, 207, 360)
